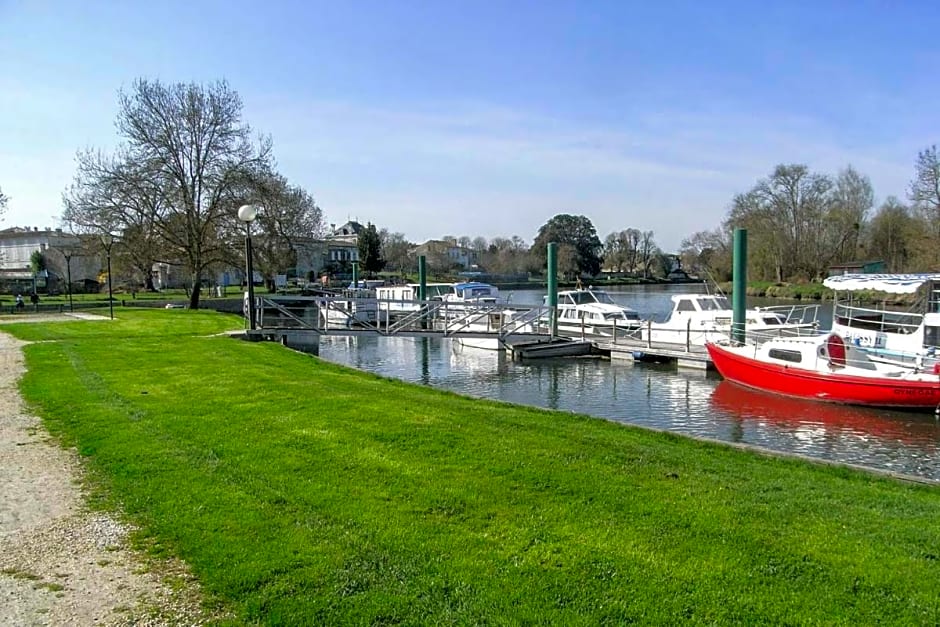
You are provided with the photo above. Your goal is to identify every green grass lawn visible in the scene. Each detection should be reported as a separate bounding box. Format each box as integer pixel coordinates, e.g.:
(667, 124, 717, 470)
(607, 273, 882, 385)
(9, 309, 940, 624)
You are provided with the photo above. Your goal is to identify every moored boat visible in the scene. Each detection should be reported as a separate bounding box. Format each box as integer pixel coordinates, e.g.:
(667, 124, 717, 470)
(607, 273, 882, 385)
(706, 333, 940, 410)
(375, 283, 456, 318)
(544, 287, 642, 338)
(639, 293, 817, 346)
(823, 273, 940, 368)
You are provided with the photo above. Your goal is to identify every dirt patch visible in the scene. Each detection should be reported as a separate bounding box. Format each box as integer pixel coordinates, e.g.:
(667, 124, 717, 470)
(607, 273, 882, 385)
(0, 331, 213, 625)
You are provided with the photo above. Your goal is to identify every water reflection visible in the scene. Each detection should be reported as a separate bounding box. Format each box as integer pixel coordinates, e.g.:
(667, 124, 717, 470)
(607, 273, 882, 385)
(710, 382, 940, 477)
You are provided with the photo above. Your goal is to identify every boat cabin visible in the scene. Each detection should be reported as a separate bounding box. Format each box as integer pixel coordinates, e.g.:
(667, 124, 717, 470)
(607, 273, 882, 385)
(667, 294, 788, 326)
(446, 282, 501, 304)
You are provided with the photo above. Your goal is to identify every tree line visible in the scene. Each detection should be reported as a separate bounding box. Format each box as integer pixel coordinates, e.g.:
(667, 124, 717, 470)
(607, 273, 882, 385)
(47, 77, 940, 308)
(680, 150, 940, 282)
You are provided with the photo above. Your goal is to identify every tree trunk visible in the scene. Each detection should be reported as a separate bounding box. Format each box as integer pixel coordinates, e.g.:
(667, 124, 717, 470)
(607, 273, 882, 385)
(189, 274, 201, 309)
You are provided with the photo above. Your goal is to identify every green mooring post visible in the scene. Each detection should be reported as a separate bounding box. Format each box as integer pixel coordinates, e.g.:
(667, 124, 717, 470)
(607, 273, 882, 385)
(732, 228, 747, 345)
(418, 255, 428, 329)
(418, 256, 427, 301)
(547, 242, 558, 338)
(352, 262, 359, 289)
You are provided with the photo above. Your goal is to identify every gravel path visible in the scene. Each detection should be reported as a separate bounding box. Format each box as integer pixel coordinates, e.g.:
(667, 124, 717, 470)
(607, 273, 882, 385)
(0, 328, 210, 625)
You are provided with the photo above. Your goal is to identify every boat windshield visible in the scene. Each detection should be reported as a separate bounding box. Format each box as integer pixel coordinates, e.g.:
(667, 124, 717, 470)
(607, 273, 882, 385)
(700, 296, 731, 311)
(568, 291, 596, 305)
(457, 287, 495, 299)
(591, 290, 616, 305)
(425, 285, 453, 299)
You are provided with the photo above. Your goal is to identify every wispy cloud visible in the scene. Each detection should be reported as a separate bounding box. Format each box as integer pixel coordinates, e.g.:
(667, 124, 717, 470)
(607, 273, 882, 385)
(248, 95, 919, 249)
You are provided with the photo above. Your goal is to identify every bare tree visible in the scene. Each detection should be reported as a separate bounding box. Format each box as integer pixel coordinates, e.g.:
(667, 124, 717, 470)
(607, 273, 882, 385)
(117, 79, 272, 308)
(727, 165, 834, 281)
(864, 197, 916, 272)
(379, 230, 412, 274)
(0, 186, 7, 219)
(680, 228, 732, 282)
(637, 230, 659, 279)
(64, 150, 165, 291)
(909, 146, 940, 268)
(825, 166, 872, 266)
(246, 173, 325, 288)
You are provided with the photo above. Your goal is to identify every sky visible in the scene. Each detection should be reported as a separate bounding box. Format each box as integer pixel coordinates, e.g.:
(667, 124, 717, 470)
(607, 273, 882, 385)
(1, 0, 938, 252)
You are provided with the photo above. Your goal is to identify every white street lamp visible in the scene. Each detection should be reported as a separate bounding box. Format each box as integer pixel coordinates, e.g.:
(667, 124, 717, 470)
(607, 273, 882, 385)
(237, 205, 259, 330)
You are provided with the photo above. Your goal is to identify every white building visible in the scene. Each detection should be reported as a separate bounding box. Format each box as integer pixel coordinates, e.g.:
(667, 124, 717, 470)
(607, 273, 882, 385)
(0, 226, 100, 293)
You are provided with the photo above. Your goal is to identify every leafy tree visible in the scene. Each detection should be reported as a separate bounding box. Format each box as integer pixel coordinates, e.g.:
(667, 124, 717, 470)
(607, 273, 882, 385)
(357, 222, 385, 275)
(30, 250, 46, 274)
(531, 214, 602, 277)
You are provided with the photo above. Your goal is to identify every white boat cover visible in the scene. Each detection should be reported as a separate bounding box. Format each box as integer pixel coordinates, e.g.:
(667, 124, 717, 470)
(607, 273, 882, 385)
(823, 273, 940, 294)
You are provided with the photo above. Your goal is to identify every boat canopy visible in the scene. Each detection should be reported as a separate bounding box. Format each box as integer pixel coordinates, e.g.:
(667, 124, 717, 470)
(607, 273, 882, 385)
(822, 273, 940, 294)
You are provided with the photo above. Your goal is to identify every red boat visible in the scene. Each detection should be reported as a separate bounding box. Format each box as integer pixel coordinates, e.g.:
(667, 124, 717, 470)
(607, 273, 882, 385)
(706, 333, 940, 410)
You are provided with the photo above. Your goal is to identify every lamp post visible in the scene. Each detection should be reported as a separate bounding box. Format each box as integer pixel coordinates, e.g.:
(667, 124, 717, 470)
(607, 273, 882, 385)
(60, 247, 77, 312)
(101, 233, 114, 320)
(237, 205, 258, 330)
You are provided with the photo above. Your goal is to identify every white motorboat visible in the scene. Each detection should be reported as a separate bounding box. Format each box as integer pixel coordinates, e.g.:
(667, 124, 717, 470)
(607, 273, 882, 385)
(639, 293, 817, 347)
(375, 283, 455, 318)
(544, 288, 642, 338)
(317, 287, 378, 328)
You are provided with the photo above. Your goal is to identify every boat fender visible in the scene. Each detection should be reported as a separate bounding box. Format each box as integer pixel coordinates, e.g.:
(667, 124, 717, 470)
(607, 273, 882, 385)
(825, 333, 847, 369)
(933, 363, 940, 375)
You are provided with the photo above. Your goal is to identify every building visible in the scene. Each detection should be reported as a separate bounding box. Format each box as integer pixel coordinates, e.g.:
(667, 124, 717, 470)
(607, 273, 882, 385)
(291, 221, 364, 280)
(0, 226, 101, 294)
(413, 239, 475, 270)
(827, 260, 887, 276)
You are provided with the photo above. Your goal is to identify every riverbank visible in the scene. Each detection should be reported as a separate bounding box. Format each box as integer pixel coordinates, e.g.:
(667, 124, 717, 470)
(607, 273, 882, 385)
(8, 309, 940, 623)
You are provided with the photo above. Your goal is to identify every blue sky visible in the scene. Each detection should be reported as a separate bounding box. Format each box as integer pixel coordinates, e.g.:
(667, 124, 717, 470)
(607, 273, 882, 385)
(1, 0, 938, 251)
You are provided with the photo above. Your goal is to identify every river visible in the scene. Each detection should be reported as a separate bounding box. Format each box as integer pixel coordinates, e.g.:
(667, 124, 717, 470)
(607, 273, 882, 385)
(315, 284, 940, 481)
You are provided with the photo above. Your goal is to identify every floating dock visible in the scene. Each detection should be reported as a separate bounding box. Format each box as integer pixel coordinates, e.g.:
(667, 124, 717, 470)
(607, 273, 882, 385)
(591, 337, 712, 370)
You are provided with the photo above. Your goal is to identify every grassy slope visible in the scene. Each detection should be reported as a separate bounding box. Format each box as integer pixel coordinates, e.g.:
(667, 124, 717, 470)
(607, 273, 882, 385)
(10, 309, 940, 624)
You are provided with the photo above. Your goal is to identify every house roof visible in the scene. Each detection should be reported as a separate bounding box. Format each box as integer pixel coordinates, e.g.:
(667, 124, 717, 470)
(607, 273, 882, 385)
(333, 221, 364, 236)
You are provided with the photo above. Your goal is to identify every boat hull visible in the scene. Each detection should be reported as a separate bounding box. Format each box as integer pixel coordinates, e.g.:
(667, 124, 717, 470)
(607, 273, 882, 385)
(706, 342, 940, 409)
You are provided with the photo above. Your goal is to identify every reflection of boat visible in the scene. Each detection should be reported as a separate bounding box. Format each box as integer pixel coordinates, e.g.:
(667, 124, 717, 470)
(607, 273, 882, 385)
(544, 288, 642, 337)
(452, 306, 545, 351)
(823, 273, 940, 367)
(639, 293, 817, 346)
(710, 380, 940, 443)
(706, 333, 940, 409)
